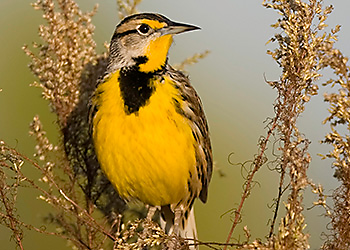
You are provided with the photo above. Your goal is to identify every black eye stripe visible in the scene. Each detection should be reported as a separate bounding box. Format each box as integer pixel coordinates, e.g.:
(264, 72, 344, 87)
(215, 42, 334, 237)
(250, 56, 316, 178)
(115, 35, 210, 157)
(112, 24, 153, 40)
(112, 29, 138, 40)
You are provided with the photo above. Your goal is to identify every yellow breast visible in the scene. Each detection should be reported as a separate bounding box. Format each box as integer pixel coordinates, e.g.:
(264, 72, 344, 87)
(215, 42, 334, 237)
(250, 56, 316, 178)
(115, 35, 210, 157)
(92, 71, 196, 206)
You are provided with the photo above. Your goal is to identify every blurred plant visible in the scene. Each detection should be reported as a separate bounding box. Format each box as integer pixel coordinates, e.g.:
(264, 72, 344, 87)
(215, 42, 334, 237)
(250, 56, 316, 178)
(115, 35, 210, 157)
(174, 50, 210, 72)
(117, 0, 142, 19)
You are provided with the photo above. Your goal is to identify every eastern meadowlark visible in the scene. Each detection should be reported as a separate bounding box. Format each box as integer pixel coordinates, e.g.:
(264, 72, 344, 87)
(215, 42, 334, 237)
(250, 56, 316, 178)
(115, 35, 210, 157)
(89, 13, 212, 243)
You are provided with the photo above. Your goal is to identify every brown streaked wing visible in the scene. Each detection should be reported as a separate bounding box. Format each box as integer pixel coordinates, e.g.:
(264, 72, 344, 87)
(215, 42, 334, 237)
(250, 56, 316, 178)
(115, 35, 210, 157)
(167, 65, 213, 203)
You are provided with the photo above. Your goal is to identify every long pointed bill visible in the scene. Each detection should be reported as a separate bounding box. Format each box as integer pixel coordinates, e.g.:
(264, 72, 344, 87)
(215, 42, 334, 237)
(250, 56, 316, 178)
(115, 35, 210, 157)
(160, 22, 200, 36)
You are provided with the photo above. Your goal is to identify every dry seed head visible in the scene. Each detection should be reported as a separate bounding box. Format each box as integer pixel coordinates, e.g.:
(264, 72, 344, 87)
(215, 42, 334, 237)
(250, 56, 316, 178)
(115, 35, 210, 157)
(24, 0, 98, 127)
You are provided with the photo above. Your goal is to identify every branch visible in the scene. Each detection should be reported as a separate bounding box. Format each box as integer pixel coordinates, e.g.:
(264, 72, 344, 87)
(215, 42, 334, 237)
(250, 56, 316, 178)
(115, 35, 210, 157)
(224, 117, 278, 249)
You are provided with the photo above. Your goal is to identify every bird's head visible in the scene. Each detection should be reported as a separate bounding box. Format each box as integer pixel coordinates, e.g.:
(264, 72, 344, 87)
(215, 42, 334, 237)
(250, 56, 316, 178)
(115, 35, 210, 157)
(107, 13, 200, 73)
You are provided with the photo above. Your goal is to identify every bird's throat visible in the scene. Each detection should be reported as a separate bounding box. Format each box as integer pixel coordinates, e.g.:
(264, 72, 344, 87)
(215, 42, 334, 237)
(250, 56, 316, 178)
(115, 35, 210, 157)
(139, 34, 173, 73)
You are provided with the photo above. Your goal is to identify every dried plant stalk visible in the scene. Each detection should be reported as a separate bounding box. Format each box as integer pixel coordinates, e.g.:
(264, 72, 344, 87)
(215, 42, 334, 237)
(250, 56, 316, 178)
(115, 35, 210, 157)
(174, 50, 210, 71)
(117, 0, 142, 19)
(319, 12, 350, 250)
(225, 1, 349, 249)
(23, 0, 98, 127)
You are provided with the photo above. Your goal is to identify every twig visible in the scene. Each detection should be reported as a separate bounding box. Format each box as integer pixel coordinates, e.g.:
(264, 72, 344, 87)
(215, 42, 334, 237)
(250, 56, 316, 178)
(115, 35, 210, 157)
(223, 117, 278, 250)
(0, 188, 24, 250)
(56, 183, 116, 242)
(268, 167, 287, 238)
(187, 238, 244, 250)
(3, 145, 117, 242)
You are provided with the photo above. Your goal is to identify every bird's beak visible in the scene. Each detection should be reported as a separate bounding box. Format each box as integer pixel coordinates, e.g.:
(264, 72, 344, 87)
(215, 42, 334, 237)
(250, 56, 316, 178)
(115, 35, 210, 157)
(160, 21, 200, 36)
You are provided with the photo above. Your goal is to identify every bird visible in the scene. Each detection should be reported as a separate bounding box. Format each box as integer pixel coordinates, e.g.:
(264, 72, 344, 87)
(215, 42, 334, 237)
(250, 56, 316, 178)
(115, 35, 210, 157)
(89, 12, 212, 246)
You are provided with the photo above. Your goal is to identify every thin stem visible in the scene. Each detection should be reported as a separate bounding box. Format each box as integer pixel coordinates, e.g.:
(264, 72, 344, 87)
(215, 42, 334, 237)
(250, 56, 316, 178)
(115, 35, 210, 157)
(223, 117, 278, 250)
(268, 166, 286, 238)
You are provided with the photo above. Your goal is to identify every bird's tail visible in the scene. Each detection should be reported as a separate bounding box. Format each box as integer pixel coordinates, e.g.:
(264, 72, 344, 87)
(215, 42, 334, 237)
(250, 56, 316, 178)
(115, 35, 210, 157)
(160, 206, 198, 249)
(183, 208, 198, 248)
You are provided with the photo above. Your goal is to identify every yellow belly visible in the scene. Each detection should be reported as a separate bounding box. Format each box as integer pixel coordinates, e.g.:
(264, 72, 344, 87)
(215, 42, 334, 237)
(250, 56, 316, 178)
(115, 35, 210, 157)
(92, 72, 196, 206)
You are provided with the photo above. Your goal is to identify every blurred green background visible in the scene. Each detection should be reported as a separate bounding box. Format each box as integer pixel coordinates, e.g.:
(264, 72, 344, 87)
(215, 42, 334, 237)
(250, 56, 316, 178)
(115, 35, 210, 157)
(1, 0, 350, 249)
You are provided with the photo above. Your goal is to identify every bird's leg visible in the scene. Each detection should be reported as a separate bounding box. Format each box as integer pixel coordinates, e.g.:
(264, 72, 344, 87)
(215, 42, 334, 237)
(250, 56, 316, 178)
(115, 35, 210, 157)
(168, 208, 182, 250)
(173, 208, 182, 235)
(146, 206, 157, 221)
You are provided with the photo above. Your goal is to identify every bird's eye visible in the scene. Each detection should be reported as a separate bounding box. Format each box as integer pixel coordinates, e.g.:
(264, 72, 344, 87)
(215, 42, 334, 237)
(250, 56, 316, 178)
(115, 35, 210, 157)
(137, 24, 151, 35)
